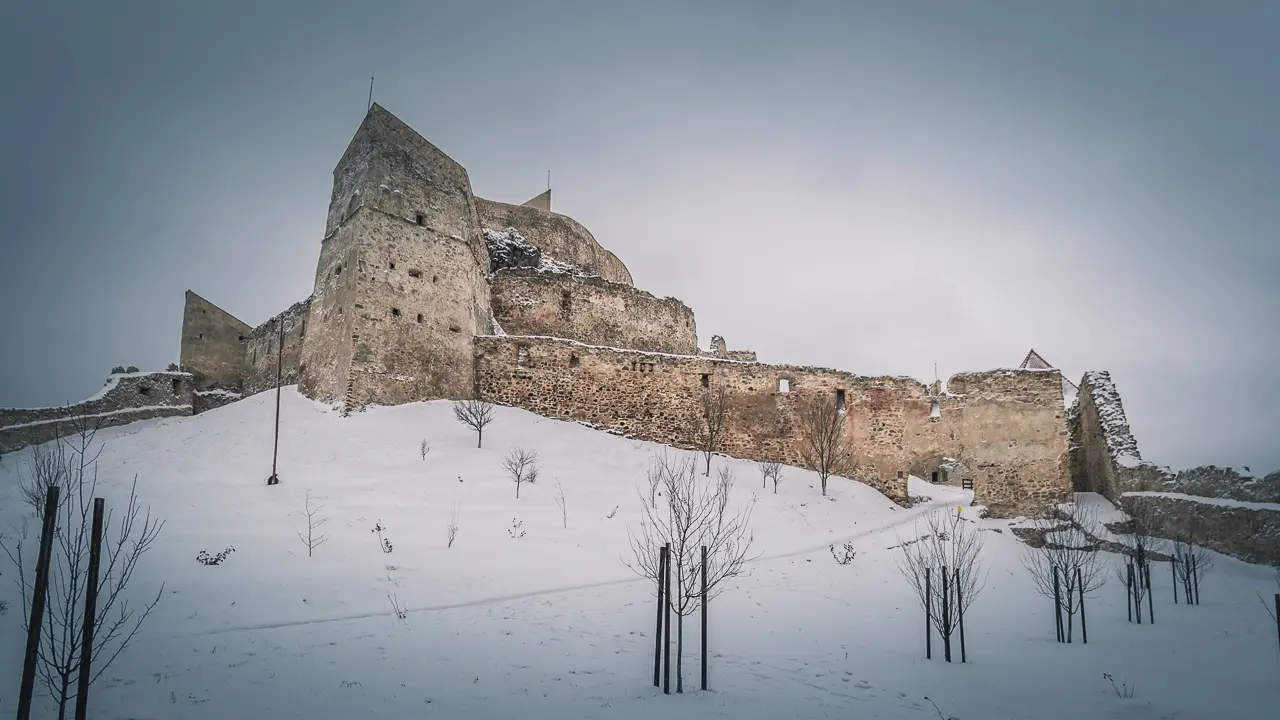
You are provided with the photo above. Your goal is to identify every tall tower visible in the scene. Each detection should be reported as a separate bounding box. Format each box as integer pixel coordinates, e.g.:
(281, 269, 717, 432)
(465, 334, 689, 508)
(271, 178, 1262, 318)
(298, 104, 492, 410)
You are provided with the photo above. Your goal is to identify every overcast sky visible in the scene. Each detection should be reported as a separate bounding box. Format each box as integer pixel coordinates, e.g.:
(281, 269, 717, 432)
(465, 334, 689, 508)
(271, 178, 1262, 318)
(1, 1, 1276, 474)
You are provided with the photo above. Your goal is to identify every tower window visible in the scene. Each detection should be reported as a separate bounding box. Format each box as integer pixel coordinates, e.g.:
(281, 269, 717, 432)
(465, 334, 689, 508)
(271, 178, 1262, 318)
(569, 354, 580, 368)
(172, 378, 181, 392)
(700, 373, 709, 388)
(334, 265, 342, 275)
(389, 261, 396, 270)
(391, 308, 401, 317)
(138, 385, 150, 396)
(835, 389, 846, 412)
(778, 378, 790, 393)
(416, 313, 424, 323)
(415, 213, 425, 226)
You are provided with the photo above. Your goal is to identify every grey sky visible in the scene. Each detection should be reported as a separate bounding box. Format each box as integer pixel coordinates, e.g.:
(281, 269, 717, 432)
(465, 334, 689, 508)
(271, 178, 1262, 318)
(1, 1, 1276, 473)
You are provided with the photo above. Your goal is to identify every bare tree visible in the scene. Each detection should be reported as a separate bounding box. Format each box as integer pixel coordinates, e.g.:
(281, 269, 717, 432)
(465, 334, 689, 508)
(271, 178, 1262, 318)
(757, 460, 782, 494)
(0, 411, 165, 720)
(626, 452, 757, 692)
(1113, 499, 1160, 614)
(18, 440, 70, 516)
(896, 508, 987, 662)
(1020, 502, 1107, 641)
(295, 489, 330, 558)
(453, 398, 496, 448)
(1172, 511, 1213, 604)
(795, 393, 852, 496)
(447, 500, 460, 548)
(502, 448, 540, 499)
(553, 479, 568, 529)
(419, 439, 431, 461)
(693, 382, 730, 476)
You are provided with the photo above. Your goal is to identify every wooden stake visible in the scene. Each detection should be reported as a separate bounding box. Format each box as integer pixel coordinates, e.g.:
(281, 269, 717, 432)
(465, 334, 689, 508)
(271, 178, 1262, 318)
(74, 498, 105, 720)
(700, 545, 708, 691)
(1077, 566, 1088, 645)
(17, 485, 60, 720)
(925, 568, 932, 660)
(653, 545, 666, 687)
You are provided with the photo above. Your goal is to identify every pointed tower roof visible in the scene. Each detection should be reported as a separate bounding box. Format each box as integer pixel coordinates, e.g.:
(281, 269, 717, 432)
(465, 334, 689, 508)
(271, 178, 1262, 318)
(521, 189, 551, 212)
(1019, 348, 1054, 370)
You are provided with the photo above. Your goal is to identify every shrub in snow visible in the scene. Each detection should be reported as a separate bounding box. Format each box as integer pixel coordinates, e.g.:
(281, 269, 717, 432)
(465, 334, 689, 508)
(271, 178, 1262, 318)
(830, 542, 856, 565)
(447, 501, 460, 548)
(372, 520, 393, 553)
(553, 479, 567, 529)
(197, 547, 236, 566)
(508, 518, 526, 539)
(1103, 673, 1135, 698)
(1020, 502, 1106, 642)
(896, 509, 986, 663)
(694, 382, 730, 477)
(420, 439, 431, 461)
(387, 592, 408, 620)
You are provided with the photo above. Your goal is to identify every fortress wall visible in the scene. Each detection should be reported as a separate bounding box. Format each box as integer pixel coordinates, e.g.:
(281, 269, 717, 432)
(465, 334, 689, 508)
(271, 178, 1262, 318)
(243, 298, 311, 396)
(474, 336, 1071, 514)
(490, 270, 697, 355)
(299, 223, 361, 405)
(1068, 370, 1168, 502)
(475, 198, 633, 285)
(340, 210, 492, 406)
(179, 291, 251, 390)
(0, 371, 193, 453)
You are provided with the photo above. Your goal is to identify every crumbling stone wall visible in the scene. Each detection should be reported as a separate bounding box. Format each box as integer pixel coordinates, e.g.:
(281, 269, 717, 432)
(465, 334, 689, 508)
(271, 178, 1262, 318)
(180, 291, 251, 390)
(1069, 371, 1169, 501)
(474, 336, 1070, 514)
(475, 198, 632, 285)
(0, 371, 193, 453)
(700, 335, 757, 362)
(1159, 466, 1280, 504)
(1121, 493, 1280, 566)
(490, 269, 697, 355)
(243, 298, 310, 396)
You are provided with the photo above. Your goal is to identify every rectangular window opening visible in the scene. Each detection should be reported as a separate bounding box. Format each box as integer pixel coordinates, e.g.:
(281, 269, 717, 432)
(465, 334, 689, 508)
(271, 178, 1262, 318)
(334, 265, 342, 275)
(778, 378, 790, 393)
(569, 354, 580, 368)
(389, 261, 396, 270)
(416, 313, 424, 323)
(415, 213, 425, 226)
(516, 345, 530, 368)
(700, 373, 709, 388)
(138, 386, 151, 396)
(171, 378, 181, 392)
(835, 389, 846, 412)
(408, 269, 422, 279)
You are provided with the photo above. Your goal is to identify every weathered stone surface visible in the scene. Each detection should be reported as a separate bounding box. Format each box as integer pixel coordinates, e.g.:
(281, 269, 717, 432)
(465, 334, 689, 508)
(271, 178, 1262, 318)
(1121, 493, 1280, 566)
(1067, 370, 1169, 500)
(490, 270, 697, 355)
(0, 371, 193, 453)
(474, 336, 1070, 515)
(475, 197, 632, 285)
(244, 298, 311, 396)
(700, 335, 757, 362)
(180, 291, 251, 390)
(483, 228, 542, 273)
(1160, 466, 1280, 504)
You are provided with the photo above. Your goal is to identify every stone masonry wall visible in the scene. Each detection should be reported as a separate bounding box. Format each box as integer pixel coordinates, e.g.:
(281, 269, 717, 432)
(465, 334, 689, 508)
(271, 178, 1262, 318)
(1121, 493, 1280, 567)
(475, 198, 632, 285)
(474, 336, 1070, 515)
(0, 371, 193, 453)
(244, 298, 311, 396)
(490, 269, 697, 355)
(180, 291, 251, 390)
(1069, 371, 1168, 502)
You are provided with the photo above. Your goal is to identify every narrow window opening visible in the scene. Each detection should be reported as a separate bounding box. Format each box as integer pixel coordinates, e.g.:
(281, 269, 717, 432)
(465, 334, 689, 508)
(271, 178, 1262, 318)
(408, 269, 422, 279)
(835, 389, 846, 412)
(171, 378, 181, 393)
(389, 261, 396, 270)
(569, 354, 580, 368)
(334, 265, 342, 276)
(300, 319, 306, 337)
(432, 275, 438, 283)
(416, 313, 424, 323)
(238, 334, 244, 342)
(415, 213, 425, 226)
(198, 332, 203, 339)
(930, 399, 942, 420)
(560, 290, 571, 314)
(391, 308, 401, 317)
(516, 345, 530, 368)
(778, 378, 790, 393)
(252, 349, 256, 364)
(138, 385, 151, 396)
(700, 373, 709, 388)
(449, 324, 461, 333)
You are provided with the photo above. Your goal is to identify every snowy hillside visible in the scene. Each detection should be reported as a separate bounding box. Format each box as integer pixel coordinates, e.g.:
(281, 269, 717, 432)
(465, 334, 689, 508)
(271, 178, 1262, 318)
(1, 389, 1277, 719)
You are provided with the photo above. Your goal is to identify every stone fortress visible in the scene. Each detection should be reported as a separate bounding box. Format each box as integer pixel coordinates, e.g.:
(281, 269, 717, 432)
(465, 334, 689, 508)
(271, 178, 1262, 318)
(2, 105, 1276, 556)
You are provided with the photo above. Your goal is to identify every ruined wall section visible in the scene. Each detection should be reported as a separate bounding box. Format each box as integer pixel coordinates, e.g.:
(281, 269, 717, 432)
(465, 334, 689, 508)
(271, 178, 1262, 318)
(0, 371, 193, 453)
(475, 198, 632, 285)
(490, 269, 697, 354)
(474, 336, 1071, 514)
(244, 298, 311, 396)
(1069, 371, 1167, 501)
(180, 291, 251, 390)
(1121, 493, 1280, 566)
(300, 104, 492, 409)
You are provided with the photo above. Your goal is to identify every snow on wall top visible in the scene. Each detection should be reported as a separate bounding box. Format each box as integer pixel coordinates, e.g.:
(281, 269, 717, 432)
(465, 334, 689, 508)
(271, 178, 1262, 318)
(1082, 370, 1143, 469)
(483, 227, 594, 278)
(1123, 491, 1280, 513)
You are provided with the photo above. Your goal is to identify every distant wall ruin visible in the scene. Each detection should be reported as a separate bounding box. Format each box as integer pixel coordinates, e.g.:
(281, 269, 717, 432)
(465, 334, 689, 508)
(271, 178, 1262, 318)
(474, 335, 1071, 514)
(0, 371, 193, 454)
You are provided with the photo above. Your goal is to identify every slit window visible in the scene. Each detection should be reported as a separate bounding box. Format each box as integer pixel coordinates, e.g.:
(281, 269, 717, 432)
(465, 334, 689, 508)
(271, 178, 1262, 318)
(700, 373, 709, 388)
(516, 345, 530, 368)
(408, 269, 422, 279)
(415, 213, 425, 226)
(778, 378, 790, 393)
(171, 378, 181, 392)
(835, 389, 846, 412)
(389, 261, 396, 270)
(561, 290, 571, 314)
(416, 313, 424, 323)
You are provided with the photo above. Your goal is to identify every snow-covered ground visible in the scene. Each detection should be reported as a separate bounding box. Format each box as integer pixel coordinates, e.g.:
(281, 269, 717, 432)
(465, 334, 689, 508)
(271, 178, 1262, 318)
(1, 389, 1277, 719)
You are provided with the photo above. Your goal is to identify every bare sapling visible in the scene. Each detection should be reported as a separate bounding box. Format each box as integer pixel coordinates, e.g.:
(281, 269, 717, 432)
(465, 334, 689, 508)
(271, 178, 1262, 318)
(419, 439, 430, 461)
(453, 398, 496, 448)
(694, 381, 730, 476)
(796, 393, 852, 496)
(1021, 501, 1107, 641)
(896, 508, 987, 662)
(447, 500, 460, 548)
(0, 410, 165, 720)
(502, 448, 540, 498)
(296, 489, 330, 557)
(757, 460, 782, 494)
(554, 479, 568, 529)
(1172, 511, 1213, 605)
(626, 452, 757, 692)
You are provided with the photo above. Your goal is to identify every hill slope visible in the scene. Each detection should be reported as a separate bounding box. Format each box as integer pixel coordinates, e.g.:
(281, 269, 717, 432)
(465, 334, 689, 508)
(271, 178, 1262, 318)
(1, 389, 1277, 719)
